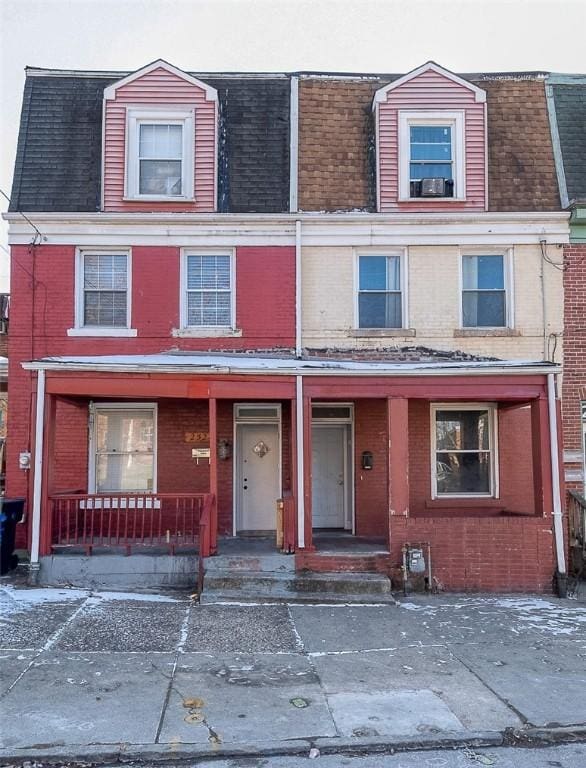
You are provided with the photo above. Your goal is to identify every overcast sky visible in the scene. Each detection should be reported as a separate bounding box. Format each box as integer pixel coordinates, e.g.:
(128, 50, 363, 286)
(1, 0, 585, 290)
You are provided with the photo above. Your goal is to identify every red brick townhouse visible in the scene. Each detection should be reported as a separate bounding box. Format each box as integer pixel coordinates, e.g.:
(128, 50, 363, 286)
(546, 74, 586, 573)
(4, 60, 570, 594)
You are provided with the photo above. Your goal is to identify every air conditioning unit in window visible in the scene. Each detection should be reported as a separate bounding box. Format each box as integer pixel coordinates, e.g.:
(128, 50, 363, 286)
(421, 177, 446, 197)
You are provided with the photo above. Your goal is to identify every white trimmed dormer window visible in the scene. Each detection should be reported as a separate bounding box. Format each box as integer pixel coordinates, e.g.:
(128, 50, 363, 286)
(126, 109, 194, 201)
(398, 111, 465, 201)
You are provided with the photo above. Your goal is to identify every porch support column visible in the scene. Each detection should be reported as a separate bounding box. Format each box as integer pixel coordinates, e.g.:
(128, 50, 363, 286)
(209, 397, 218, 555)
(387, 397, 409, 552)
(531, 395, 553, 518)
(301, 380, 313, 551)
(39, 393, 57, 557)
(30, 369, 45, 569)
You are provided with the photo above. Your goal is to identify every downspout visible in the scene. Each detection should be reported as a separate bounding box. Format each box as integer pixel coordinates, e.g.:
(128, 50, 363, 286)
(540, 238, 549, 361)
(296, 374, 305, 549)
(547, 372, 567, 588)
(30, 368, 45, 576)
(295, 219, 302, 358)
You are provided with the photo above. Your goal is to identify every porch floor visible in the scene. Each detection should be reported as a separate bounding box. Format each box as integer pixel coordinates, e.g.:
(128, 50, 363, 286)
(218, 532, 388, 555)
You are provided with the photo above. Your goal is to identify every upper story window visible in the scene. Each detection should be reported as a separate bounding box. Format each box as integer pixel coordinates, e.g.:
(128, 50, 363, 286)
(462, 253, 510, 328)
(399, 112, 465, 200)
(126, 109, 194, 201)
(181, 252, 234, 329)
(357, 253, 404, 329)
(432, 404, 497, 498)
(69, 249, 137, 337)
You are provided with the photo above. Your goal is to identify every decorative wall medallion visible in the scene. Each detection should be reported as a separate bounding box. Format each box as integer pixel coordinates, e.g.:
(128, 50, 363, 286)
(253, 440, 270, 458)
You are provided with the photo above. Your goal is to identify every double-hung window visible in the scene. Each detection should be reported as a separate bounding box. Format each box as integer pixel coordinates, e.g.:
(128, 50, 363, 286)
(126, 109, 194, 200)
(462, 254, 508, 328)
(91, 404, 156, 493)
(357, 254, 403, 329)
(432, 405, 497, 498)
(70, 250, 136, 336)
(183, 252, 233, 328)
(399, 112, 465, 200)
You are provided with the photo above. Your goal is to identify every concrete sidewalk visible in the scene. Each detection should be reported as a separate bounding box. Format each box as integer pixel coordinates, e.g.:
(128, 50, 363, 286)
(1, 584, 585, 764)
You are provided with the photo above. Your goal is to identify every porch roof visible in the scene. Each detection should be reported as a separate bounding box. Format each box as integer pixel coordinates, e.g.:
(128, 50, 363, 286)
(22, 352, 560, 377)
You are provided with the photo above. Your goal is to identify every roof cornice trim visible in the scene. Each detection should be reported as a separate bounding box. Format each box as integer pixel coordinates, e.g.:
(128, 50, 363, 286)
(374, 61, 486, 104)
(103, 59, 217, 102)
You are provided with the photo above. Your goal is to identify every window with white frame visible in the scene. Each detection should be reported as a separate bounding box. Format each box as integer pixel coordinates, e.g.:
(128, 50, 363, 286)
(126, 109, 194, 199)
(91, 405, 156, 493)
(432, 405, 497, 497)
(357, 254, 403, 328)
(399, 112, 464, 200)
(462, 254, 508, 328)
(80, 251, 129, 328)
(183, 253, 233, 328)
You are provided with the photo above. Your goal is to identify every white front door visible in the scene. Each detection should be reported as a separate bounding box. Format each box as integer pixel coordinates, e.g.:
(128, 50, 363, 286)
(312, 425, 347, 528)
(236, 423, 280, 532)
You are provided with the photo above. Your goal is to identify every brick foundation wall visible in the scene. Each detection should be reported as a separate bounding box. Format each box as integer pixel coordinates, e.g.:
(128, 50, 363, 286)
(562, 243, 586, 493)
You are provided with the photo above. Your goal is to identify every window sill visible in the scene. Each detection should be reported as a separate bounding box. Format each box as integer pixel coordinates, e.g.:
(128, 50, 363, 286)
(398, 197, 465, 203)
(427, 497, 500, 508)
(172, 327, 243, 338)
(453, 328, 520, 338)
(67, 328, 138, 337)
(350, 328, 416, 338)
(122, 196, 196, 203)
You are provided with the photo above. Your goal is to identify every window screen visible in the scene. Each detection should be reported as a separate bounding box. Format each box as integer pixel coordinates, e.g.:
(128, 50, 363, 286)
(83, 254, 128, 327)
(185, 254, 232, 327)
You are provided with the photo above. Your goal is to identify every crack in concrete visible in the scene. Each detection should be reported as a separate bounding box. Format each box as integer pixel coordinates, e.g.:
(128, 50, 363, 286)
(0, 595, 93, 701)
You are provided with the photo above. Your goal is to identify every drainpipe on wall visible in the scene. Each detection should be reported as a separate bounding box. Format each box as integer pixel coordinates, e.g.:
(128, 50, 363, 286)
(296, 374, 305, 549)
(29, 368, 45, 583)
(295, 219, 302, 358)
(548, 372, 567, 595)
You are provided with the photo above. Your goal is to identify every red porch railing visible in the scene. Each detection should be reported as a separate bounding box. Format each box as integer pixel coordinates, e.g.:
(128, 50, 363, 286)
(50, 493, 214, 556)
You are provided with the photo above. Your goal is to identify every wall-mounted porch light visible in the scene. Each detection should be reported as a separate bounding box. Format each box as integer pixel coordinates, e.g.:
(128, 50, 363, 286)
(361, 451, 374, 471)
(218, 439, 232, 461)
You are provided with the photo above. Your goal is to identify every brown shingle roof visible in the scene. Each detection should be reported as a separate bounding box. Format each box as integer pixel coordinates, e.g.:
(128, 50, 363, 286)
(298, 74, 561, 212)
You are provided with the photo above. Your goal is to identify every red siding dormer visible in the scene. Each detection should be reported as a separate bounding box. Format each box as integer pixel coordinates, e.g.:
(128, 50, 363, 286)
(102, 59, 218, 212)
(374, 62, 487, 212)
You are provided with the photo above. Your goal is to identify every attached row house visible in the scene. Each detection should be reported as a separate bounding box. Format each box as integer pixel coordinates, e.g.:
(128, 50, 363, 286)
(4, 60, 571, 594)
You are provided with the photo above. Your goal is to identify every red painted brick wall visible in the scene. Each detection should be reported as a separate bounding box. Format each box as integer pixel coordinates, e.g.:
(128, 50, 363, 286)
(297, 516, 555, 593)
(354, 399, 388, 536)
(562, 243, 586, 493)
(408, 400, 536, 516)
(7, 242, 295, 547)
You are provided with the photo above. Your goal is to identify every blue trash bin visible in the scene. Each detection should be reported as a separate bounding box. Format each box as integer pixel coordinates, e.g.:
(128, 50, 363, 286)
(0, 498, 26, 575)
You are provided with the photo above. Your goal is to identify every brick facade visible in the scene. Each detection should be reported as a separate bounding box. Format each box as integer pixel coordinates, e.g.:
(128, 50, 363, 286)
(562, 243, 586, 491)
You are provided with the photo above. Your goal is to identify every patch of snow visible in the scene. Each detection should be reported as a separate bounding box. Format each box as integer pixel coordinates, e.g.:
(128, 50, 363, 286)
(0, 585, 180, 620)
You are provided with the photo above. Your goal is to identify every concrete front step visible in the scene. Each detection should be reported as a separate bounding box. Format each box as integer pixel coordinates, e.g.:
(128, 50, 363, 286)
(202, 568, 393, 603)
(205, 553, 295, 573)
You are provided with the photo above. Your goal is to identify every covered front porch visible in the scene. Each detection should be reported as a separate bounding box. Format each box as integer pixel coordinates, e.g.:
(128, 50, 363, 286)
(24, 352, 566, 592)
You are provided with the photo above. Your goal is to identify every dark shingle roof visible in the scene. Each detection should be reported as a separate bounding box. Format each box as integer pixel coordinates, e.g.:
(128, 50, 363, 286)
(550, 81, 586, 203)
(10, 72, 290, 213)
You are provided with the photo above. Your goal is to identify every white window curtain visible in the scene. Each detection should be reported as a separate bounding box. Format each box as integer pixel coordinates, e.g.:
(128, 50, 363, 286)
(94, 409, 155, 493)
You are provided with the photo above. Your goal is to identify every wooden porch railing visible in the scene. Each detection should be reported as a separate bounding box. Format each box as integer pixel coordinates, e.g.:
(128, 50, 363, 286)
(50, 493, 213, 556)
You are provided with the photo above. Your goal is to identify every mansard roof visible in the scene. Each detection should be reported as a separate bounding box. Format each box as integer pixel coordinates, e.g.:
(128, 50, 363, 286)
(547, 74, 586, 207)
(9, 64, 568, 214)
(9, 67, 291, 213)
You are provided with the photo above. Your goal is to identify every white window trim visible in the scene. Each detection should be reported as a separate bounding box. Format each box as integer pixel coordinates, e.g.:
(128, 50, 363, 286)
(458, 247, 514, 330)
(125, 107, 195, 201)
(399, 110, 466, 202)
(69, 247, 136, 337)
(88, 402, 158, 494)
(178, 248, 236, 332)
(430, 403, 499, 500)
(353, 248, 409, 330)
